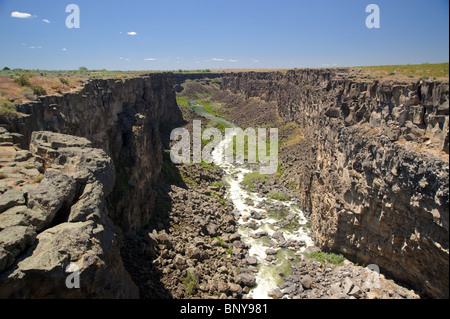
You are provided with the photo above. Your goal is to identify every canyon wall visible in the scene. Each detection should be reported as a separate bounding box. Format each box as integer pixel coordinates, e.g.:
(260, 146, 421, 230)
(8, 74, 183, 232)
(1, 73, 183, 298)
(221, 70, 449, 298)
(0, 131, 138, 298)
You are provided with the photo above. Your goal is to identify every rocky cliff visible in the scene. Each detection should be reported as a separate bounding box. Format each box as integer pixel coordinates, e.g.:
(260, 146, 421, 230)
(220, 69, 449, 298)
(0, 74, 183, 298)
(6, 74, 183, 232)
(0, 130, 138, 298)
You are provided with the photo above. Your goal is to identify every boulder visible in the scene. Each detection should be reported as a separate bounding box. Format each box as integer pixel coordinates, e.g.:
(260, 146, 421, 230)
(301, 274, 313, 289)
(0, 190, 25, 214)
(237, 273, 256, 287)
(0, 226, 36, 258)
(245, 256, 258, 266)
(268, 289, 284, 299)
(206, 223, 219, 236)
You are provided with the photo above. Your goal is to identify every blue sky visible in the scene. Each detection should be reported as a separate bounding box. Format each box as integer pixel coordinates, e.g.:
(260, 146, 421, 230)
(0, 0, 448, 70)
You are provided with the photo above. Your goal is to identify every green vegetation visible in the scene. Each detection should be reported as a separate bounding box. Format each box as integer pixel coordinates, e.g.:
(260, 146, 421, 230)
(13, 74, 31, 86)
(9, 71, 47, 99)
(358, 63, 449, 80)
(195, 99, 231, 121)
(174, 69, 211, 73)
(304, 251, 346, 266)
(59, 78, 69, 86)
(210, 181, 223, 188)
(0, 96, 16, 115)
(242, 171, 268, 189)
(34, 174, 44, 184)
(287, 181, 298, 190)
(269, 191, 291, 201)
(182, 271, 197, 296)
(29, 85, 46, 96)
(200, 160, 214, 170)
(216, 122, 227, 133)
(214, 236, 224, 245)
(0, 68, 165, 80)
(180, 171, 198, 185)
(176, 96, 190, 108)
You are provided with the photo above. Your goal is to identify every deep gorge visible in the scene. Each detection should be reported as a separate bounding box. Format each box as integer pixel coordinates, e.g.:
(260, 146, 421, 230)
(0, 70, 448, 299)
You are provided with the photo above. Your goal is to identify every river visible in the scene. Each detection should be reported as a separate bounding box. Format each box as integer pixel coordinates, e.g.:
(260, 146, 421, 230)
(189, 101, 314, 299)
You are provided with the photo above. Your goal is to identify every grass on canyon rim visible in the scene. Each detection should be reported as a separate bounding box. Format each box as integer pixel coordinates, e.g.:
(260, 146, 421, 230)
(357, 62, 449, 80)
(0, 96, 17, 115)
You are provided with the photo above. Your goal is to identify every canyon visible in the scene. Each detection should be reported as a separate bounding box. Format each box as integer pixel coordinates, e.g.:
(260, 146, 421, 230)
(0, 69, 448, 299)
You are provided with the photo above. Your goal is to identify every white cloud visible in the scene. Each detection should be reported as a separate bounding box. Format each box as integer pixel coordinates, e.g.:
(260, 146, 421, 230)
(62, 48, 67, 51)
(127, 31, 137, 36)
(251, 59, 260, 63)
(42, 19, 51, 23)
(229, 59, 239, 63)
(11, 11, 33, 19)
(211, 58, 224, 61)
(144, 58, 157, 61)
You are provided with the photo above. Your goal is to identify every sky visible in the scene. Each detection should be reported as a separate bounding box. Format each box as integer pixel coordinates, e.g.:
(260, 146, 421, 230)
(0, 0, 448, 70)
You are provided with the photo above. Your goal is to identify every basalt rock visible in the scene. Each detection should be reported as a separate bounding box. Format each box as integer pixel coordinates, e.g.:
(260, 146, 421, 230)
(219, 69, 449, 298)
(6, 74, 183, 232)
(0, 131, 138, 298)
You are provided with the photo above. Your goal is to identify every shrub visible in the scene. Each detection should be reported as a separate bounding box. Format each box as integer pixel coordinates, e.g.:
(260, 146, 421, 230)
(269, 191, 291, 201)
(20, 88, 37, 100)
(34, 174, 44, 184)
(13, 75, 31, 86)
(30, 85, 47, 96)
(22, 71, 37, 78)
(182, 271, 197, 296)
(59, 78, 69, 86)
(304, 252, 346, 266)
(0, 96, 16, 115)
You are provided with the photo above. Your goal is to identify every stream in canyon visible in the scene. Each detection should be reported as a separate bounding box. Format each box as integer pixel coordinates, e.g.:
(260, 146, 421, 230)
(189, 101, 315, 299)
